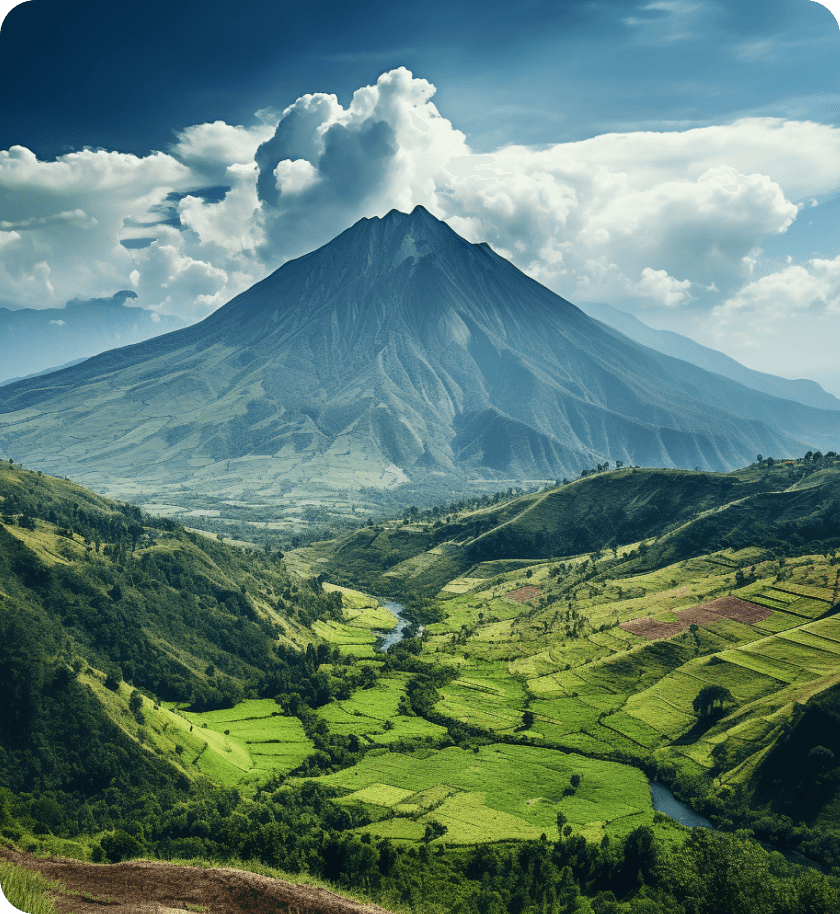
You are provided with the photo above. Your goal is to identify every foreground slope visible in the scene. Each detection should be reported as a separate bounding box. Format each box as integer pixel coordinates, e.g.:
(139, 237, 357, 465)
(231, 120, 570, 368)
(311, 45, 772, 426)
(1, 208, 839, 506)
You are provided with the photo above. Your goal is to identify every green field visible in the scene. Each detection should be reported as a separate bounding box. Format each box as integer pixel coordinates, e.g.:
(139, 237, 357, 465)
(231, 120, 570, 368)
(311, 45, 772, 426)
(180, 699, 314, 784)
(308, 743, 655, 845)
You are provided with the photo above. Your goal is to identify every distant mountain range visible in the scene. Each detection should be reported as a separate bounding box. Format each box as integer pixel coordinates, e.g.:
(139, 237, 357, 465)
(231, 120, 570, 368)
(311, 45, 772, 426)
(0, 291, 187, 383)
(1, 207, 839, 503)
(578, 300, 840, 411)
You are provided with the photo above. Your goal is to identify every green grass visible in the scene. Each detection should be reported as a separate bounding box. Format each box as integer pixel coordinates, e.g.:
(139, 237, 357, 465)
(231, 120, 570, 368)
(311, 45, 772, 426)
(179, 699, 314, 784)
(308, 743, 654, 845)
(0, 860, 62, 914)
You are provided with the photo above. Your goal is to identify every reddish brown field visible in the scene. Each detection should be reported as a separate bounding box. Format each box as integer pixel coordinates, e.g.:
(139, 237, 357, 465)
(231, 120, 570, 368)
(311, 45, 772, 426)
(505, 585, 542, 603)
(0, 848, 392, 914)
(620, 596, 772, 641)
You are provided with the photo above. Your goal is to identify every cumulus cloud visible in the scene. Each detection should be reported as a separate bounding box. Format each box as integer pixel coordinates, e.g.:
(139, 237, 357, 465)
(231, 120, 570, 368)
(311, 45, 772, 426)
(633, 267, 693, 307)
(715, 254, 840, 323)
(2, 67, 840, 330)
(252, 67, 470, 262)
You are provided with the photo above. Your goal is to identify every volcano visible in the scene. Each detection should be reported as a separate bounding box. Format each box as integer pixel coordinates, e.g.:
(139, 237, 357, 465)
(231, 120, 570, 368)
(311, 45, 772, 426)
(1, 206, 838, 501)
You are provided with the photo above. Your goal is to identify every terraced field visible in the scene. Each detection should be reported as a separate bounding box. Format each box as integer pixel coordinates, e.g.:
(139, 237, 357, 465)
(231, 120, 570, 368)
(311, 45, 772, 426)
(418, 548, 840, 787)
(308, 743, 658, 845)
(180, 699, 314, 784)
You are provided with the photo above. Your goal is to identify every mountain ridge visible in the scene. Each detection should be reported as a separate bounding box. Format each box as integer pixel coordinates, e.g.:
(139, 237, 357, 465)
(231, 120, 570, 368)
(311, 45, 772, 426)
(0, 291, 188, 384)
(578, 299, 840, 411)
(1, 206, 839, 506)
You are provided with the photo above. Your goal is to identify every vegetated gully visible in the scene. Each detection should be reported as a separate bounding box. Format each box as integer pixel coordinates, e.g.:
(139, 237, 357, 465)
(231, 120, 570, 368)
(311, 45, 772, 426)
(377, 599, 707, 827)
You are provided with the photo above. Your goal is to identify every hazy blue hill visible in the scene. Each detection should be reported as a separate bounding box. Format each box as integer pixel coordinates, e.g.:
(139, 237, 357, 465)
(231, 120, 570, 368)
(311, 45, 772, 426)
(579, 299, 840, 411)
(0, 291, 187, 383)
(1, 208, 839, 504)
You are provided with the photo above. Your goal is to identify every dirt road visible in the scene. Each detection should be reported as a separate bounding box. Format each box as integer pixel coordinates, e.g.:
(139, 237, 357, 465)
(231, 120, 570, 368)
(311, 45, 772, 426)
(1, 848, 394, 914)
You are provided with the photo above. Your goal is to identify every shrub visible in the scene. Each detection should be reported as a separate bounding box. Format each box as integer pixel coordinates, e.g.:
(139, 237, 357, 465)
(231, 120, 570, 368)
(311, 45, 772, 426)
(100, 829, 144, 863)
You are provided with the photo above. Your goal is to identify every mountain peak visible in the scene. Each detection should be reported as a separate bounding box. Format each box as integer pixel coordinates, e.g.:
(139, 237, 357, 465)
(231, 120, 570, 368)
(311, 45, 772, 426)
(3, 208, 839, 506)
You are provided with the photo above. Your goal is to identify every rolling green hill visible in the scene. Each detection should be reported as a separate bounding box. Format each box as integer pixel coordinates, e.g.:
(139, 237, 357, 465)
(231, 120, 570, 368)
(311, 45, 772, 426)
(4, 457, 840, 912)
(318, 456, 840, 595)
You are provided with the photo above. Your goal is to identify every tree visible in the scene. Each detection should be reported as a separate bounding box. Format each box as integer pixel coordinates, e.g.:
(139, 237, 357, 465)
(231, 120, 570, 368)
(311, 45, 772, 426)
(692, 685, 735, 719)
(422, 820, 448, 843)
(129, 689, 144, 722)
(521, 710, 535, 729)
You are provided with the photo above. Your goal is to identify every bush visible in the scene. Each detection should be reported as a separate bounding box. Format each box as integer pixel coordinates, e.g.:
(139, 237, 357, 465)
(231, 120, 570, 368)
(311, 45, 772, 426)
(100, 829, 144, 863)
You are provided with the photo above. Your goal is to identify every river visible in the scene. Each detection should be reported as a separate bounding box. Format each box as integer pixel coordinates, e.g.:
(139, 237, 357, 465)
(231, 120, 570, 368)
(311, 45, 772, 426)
(649, 781, 713, 829)
(376, 598, 421, 651)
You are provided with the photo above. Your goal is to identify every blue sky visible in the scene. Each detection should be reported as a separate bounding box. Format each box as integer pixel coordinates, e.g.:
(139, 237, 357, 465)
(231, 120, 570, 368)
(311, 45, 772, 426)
(1, 0, 839, 391)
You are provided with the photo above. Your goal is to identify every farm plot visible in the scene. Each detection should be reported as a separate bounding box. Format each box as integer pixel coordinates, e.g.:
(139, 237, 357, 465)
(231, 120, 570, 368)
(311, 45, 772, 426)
(312, 744, 653, 845)
(747, 638, 839, 677)
(623, 694, 695, 738)
(504, 585, 542, 603)
(722, 648, 805, 684)
(619, 597, 771, 641)
(182, 699, 313, 783)
(527, 697, 608, 740)
(435, 674, 526, 733)
(688, 659, 782, 704)
(317, 674, 447, 745)
(311, 619, 381, 657)
(600, 711, 663, 748)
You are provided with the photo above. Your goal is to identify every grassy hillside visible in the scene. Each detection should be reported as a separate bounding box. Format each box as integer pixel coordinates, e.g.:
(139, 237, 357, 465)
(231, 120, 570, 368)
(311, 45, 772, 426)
(319, 456, 840, 595)
(4, 457, 840, 912)
(0, 460, 402, 820)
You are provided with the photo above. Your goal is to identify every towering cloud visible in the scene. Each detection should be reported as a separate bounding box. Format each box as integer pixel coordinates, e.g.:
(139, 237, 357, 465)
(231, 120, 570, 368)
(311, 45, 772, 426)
(2, 67, 840, 378)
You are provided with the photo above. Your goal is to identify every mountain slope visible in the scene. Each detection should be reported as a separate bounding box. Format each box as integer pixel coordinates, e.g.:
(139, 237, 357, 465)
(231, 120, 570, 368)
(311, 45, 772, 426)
(321, 457, 840, 594)
(0, 291, 187, 383)
(1, 207, 839, 504)
(579, 299, 840, 411)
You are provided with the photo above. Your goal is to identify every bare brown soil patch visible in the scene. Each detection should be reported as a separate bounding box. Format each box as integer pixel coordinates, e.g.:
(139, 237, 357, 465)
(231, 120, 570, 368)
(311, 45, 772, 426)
(620, 596, 772, 641)
(0, 848, 393, 914)
(504, 585, 541, 603)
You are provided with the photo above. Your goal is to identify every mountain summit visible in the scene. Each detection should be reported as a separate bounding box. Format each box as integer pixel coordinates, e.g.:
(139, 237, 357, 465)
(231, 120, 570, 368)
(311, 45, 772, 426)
(1, 206, 838, 502)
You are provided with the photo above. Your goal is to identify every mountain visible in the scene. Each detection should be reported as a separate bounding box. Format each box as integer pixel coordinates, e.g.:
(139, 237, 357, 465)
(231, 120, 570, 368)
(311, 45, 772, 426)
(1, 206, 839, 504)
(0, 291, 188, 383)
(0, 357, 89, 387)
(578, 299, 840, 411)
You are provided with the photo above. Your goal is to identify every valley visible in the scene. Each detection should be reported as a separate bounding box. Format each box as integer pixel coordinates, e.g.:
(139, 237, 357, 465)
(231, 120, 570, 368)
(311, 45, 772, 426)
(2, 455, 840, 912)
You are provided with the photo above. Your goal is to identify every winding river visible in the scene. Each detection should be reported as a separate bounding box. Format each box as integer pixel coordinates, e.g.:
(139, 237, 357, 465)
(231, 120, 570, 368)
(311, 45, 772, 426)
(649, 781, 713, 829)
(376, 598, 415, 651)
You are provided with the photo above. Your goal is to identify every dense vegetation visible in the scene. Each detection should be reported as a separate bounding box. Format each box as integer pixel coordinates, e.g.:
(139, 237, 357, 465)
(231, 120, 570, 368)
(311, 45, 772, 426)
(3, 456, 840, 912)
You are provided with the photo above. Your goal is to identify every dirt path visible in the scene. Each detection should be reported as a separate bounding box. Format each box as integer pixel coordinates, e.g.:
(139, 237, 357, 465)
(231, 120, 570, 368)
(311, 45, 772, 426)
(1, 848, 394, 914)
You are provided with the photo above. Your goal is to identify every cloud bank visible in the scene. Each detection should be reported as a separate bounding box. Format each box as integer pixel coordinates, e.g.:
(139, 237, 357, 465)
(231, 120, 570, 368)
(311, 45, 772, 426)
(2, 67, 840, 360)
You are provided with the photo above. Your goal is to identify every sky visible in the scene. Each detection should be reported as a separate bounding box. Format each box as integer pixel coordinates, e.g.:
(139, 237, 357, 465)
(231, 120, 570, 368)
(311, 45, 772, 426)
(1, 0, 839, 392)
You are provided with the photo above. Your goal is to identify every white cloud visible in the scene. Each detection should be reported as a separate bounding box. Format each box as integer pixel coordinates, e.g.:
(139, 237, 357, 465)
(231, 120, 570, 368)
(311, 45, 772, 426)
(633, 267, 693, 307)
(170, 120, 276, 183)
(715, 253, 840, 322)
(2, 67, 840, 336)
